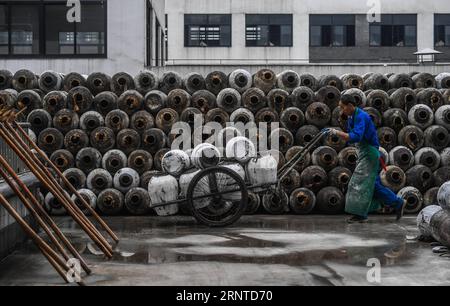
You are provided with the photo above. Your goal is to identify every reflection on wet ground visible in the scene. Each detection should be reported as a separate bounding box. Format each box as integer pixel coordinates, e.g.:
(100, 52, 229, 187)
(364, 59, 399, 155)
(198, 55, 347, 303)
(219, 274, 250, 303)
(0, 215, 448, 286)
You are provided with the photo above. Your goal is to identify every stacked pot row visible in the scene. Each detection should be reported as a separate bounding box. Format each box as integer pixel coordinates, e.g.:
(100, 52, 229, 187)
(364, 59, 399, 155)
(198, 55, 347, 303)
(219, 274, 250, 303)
(1, 69, 449, 216)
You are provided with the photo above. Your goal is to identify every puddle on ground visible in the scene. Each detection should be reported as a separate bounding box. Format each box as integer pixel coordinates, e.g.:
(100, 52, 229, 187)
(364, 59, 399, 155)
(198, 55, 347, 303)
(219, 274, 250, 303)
(13, 216, 419, 269)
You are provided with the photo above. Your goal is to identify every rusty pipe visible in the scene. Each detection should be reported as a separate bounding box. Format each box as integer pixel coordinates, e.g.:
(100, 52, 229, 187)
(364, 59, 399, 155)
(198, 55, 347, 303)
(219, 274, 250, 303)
(0, 164, 70, 261)
(0, 154, 91, 274)
(2, 122, 114, 255)
(0, 193, 72, 284)
(0, 123, 114, 257)
(11, 120, 119, 243)
(0, 124, 113, 257)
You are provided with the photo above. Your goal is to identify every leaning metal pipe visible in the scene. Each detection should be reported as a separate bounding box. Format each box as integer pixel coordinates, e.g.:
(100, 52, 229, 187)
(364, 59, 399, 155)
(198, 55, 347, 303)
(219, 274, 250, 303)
(0, 154, 91, 274)
(3, 122, 114, 255)
(12, 120, 119, 243)
(0, 123, 112, 256)
(0, 164, 71, 263)
(0, 123, 113, 257)
(0, 193, 74, 284)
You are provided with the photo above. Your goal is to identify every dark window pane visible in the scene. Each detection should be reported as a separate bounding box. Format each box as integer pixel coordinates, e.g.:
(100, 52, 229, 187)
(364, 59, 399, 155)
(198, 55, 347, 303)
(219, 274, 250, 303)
(435, 25, 445, 46)
(11, 5, 40, 55)
(77, 4, 105, 54)
(310, 15, 332, 26)
(269, 14, 292, 25)
(246, 14, 292, 47)
(446, 26, 450, 46)
(310, 25, 321, 46)
(0, 5, 7, 54)
(435, 14, 450, 26)
(381, 25, 393, 46)
(219, 25, 230, 46)
(268, 25, 281, 46)
(346, 25, 355, 46)
(393, 25, 405, 46)
(393, 14, 416, 25)
(370, 25, 381, 46)
(332, 25, 345, 46)
(332, 15, 355, 25)
(185, 14, 231, 47)
(208, 14, 230, 25)
(247, 14, 268, 25)
(280, 25, 292, 46)
(435, 15, 450, 47)
(246, 25, 268, 46)
(380, 15, 393, 24)
(185, 15, 207, 25)
(45, 5, 75, 55)
(404, 25, 416, 46)
(321, 25, 332, 47)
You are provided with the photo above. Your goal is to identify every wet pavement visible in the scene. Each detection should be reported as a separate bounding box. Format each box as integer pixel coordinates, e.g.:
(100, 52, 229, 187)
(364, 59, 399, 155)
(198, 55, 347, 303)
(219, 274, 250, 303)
(0, 215, 449, 286)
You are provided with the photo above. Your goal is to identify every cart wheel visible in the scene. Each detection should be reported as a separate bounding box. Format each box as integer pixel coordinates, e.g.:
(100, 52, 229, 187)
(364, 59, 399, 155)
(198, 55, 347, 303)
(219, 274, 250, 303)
(187, 166, 248, 227)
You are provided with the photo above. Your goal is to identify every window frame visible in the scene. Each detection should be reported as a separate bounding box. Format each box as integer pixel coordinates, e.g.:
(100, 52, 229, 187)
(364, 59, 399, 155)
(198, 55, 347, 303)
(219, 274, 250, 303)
(434, 14, 450, 47)
(309, 14, 356, 47)
(245, 14, 293, 47)
(184, 14, 232, 48)
(0, 0, 107, 59)
(369, 14, 417, 47)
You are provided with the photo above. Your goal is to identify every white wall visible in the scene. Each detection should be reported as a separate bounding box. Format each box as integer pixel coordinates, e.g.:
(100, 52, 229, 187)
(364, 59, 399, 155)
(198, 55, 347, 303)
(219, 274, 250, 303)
(165, 0, 450, 65)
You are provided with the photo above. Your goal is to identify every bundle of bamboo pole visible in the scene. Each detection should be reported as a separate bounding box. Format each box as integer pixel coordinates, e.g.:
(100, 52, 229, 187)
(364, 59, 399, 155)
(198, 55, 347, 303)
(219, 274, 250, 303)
(0, 105, 119, 285)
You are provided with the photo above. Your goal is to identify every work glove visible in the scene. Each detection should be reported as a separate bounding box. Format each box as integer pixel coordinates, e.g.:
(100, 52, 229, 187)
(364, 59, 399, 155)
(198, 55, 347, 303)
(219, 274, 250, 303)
(321, 128, 331, 136)
(323, 128, 338, 137)
(329, 128, 339, 136)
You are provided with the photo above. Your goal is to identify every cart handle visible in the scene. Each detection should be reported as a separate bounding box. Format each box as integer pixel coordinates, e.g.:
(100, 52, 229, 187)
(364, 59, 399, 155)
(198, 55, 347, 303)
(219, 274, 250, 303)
(277, 130, 327, 182)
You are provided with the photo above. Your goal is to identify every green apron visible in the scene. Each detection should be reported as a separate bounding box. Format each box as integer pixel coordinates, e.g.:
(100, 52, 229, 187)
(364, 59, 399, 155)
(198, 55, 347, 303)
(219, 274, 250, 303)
(345, 112, 382, 217)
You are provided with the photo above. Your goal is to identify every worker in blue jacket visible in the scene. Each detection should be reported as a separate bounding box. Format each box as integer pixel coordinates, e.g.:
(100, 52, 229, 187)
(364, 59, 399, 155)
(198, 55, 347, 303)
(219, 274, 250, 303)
(326, 95, 406, 224)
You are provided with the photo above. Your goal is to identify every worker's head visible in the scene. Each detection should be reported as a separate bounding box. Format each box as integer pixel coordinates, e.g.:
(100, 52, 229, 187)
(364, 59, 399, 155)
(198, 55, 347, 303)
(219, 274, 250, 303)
(339, 94, 357, 116)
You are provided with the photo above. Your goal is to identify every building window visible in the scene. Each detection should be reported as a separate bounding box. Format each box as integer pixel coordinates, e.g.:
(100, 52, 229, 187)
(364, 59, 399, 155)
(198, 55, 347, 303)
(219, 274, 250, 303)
(435, 14, 450, 47)
(46, 5, 75, 55)
(185, 14, 231, 47)
(76, 3, 106, 55)
(0, 0, 106, 58)
(11, 5, 40, 55)
(310, 15, 355, 47)
(0, 5, 8, 55)
(369, 14, 417, 47)
(246, 14, 292, 47)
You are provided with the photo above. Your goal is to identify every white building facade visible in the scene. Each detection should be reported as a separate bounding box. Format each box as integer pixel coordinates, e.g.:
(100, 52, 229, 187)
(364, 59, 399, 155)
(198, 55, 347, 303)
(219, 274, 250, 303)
(0, 0, 449, 75)
(166, 0, 450, 65)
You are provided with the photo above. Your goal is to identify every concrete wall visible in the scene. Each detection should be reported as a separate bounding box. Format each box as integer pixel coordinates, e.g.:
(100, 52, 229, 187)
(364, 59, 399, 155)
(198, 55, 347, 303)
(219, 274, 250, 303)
(166, 0, 450, 65)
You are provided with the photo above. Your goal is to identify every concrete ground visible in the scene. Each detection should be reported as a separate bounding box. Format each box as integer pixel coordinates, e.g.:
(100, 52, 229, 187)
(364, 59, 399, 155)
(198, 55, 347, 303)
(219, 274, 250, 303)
(0, 215, 448, 286)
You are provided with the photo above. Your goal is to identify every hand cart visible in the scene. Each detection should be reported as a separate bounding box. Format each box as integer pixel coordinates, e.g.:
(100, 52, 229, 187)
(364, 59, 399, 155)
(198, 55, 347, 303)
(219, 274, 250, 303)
(151, 131, 328, 228)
